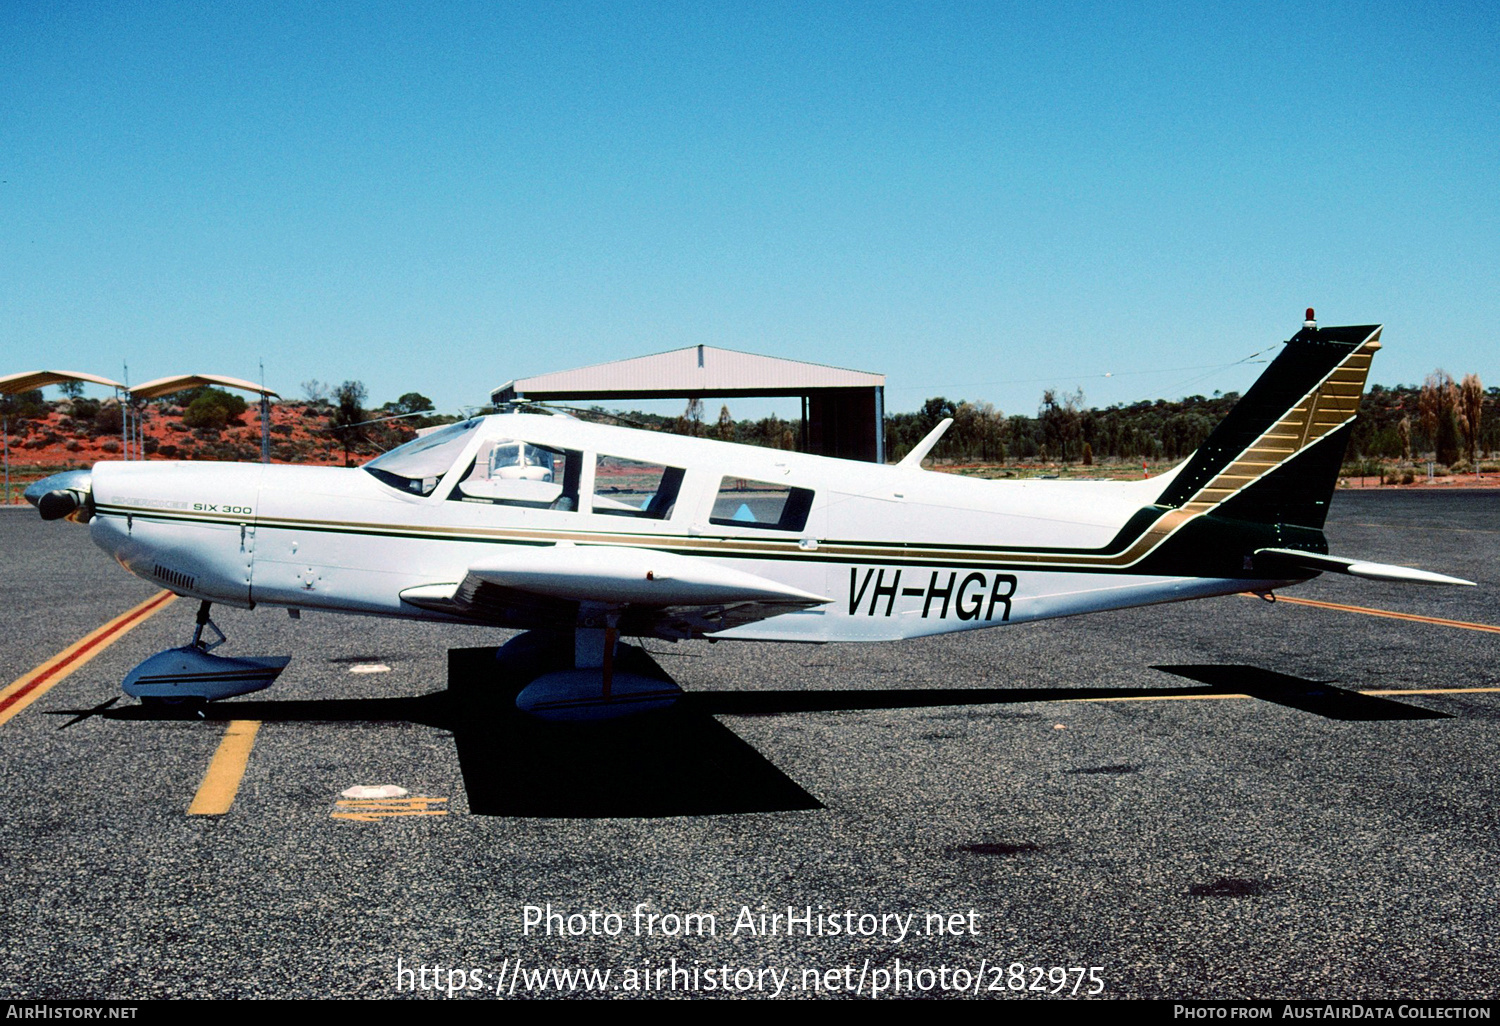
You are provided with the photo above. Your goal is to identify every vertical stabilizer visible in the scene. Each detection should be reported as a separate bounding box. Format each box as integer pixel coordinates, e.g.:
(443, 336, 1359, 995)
(1155, 320, 1381, 529)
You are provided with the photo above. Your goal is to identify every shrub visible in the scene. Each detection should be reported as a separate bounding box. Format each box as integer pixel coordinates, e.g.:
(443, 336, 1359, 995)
(183, 396, 230, 431)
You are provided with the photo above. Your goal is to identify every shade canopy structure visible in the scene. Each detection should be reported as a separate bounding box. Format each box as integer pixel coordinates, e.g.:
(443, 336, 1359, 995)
(128, 373, 280, 400)
(0, 370, 284, 495)
(0, 370, 127, 394)
(129, 374, 279, 464)
(492, 345, 887, 462)
(1, 371, 132, 503)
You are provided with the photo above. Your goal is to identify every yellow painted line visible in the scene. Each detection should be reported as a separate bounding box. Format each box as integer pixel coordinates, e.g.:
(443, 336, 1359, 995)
(332, 796, 449, 821)
(1247, 593, 1500, 634)
(0, 590, 177, 727)
(1066, 693, 1249, 704)
(1361, 687, 1500, 696)
(1064, 686, 1500, 705)
(188, 720, 260, 816)
(1345, 523, 1500, 536)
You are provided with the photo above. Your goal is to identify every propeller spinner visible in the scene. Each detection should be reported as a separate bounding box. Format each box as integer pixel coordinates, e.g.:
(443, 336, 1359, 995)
(23, 469, 94, 523)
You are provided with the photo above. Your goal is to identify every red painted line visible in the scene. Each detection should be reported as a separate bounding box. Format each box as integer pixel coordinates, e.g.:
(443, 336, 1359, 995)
(0, 591, 177, 724)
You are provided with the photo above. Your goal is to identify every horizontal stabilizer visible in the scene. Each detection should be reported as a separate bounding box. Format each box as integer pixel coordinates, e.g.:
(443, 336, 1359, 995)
(1255, 548, 1475, 587)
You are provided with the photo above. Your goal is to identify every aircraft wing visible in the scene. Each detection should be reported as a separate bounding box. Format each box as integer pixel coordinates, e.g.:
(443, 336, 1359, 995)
(399, 544, 831, 638)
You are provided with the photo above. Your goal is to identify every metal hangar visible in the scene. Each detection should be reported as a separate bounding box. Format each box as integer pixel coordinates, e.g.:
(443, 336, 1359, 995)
(491, 345, 887, 463)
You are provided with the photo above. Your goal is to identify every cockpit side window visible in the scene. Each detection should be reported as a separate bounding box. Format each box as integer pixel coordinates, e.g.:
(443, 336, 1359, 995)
(448, 439, 582, 511)
(709, 477, 814, 531)
(364, 419, 480, 496)
(592, 456, 684, 519)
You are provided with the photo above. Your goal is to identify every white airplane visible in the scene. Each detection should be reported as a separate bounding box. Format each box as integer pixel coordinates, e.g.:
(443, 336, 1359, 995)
(24, 315, 1473, 717)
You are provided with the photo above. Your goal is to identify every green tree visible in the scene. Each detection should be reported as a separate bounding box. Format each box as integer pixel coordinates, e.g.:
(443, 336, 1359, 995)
(183, 395, 229, 431)
(333, 380, 368, 466)
(177, 387, 247, 426)
(393, 392, 435, 415)
(1460, 374, 1483, 465)
(0, 389, 46, 421)
(677, 397, 705, 437)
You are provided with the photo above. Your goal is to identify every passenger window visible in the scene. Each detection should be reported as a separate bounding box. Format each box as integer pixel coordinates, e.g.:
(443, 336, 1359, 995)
(710, 477, 814, 532)
(592, 456, 684, 519)
(449, 439, 581, 511)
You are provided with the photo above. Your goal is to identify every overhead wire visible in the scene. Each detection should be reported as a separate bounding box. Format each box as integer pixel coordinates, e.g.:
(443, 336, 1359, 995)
(884, 343, 1284, 399)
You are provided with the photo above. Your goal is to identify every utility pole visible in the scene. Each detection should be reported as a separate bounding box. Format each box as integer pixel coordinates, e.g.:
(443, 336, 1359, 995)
(260, 359, 271, 463)
(121, 362, 131, 460)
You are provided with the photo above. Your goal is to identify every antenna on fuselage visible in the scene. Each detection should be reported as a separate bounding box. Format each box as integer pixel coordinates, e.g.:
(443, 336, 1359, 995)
(897, 418, 954, 470)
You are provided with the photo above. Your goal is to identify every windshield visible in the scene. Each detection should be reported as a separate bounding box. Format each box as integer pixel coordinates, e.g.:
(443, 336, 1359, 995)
(364, 419, 479, 495)
(490, 442, 556, 478)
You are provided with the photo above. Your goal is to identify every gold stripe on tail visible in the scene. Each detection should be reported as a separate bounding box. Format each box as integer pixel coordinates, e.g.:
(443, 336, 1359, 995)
(1180, 328, 1381, 515)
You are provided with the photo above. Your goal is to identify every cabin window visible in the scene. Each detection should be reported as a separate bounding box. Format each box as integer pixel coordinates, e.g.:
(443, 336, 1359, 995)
(709, 477, 814, 532)
(363, 419, 480, 496)
(592, 456, 684, 519)
(449, 439, 582, 510)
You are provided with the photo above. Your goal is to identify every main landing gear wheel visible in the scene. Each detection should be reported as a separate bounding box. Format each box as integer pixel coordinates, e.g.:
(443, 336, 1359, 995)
(506, 626, 683, 722)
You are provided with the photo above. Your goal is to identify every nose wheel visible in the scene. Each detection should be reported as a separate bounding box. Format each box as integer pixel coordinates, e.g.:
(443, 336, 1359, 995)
(123, 600, 290, 706)
(138, 695, 206, 714)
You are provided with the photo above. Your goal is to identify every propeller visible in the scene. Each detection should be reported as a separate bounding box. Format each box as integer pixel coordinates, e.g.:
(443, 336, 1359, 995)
(23, 469, 94, 523)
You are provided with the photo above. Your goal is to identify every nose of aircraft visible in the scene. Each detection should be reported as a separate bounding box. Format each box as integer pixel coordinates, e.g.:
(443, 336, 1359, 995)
(23, 469, 94, 522)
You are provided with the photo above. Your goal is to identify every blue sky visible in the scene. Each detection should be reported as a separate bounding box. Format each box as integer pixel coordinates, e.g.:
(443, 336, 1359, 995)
(2, 2, 1495, 419)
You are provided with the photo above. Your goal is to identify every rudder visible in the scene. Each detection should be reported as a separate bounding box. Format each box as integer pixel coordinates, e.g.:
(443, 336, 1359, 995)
(1155, 318, 1381, 530)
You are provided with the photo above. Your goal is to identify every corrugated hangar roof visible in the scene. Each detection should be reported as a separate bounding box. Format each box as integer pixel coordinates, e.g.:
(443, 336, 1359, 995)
(493, 345, 884, 402)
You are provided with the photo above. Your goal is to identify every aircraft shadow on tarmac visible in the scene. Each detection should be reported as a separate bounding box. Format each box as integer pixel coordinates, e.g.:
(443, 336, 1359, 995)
(61, 650, 1447, 818)
(1151, 664, 1451, 722)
